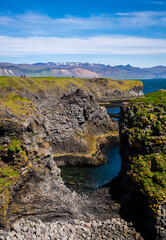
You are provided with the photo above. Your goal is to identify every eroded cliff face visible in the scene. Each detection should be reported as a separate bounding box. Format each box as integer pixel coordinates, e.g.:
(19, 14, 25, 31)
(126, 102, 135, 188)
(0, 107, 92, 229)
(0, 77, 143, 104)
(43, 89, 118, 166)
(0, 88, 117, 229)
(0, 77, 142, 229)
(119, 90, 166, 240)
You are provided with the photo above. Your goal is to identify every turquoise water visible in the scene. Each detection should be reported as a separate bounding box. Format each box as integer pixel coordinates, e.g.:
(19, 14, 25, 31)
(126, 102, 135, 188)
(61, 79, 166, 191)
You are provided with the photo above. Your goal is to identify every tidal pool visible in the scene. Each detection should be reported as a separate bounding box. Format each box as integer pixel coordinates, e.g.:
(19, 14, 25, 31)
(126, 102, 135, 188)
(60, 145, 121, 192)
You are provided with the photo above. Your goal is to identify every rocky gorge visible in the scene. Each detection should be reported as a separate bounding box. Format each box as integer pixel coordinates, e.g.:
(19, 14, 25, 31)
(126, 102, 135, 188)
(0, 76, 164, 240)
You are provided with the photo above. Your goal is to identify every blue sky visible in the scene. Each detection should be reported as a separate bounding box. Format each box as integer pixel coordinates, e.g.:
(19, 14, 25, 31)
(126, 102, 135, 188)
(0, 0, 166, 67)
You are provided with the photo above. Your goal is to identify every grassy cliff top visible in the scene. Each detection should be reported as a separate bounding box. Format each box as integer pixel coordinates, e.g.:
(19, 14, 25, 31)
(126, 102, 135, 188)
(131, 89, 166, 109)
(0, 76, 142, 92)
(0, 76, 142, 115)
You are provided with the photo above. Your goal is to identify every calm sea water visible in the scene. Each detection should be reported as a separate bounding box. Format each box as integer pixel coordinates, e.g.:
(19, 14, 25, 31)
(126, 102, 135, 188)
(141, 78, 166, 94)
(61, 146, 121, 192)
(61, 79, 166, 192)
(107, 78, 166, 114)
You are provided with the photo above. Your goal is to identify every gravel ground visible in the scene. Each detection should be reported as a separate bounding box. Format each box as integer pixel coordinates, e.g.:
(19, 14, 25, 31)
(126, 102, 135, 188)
(0, 217, 143, 240)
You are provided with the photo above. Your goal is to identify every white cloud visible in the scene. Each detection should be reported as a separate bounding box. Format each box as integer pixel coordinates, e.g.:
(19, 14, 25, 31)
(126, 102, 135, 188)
(148, 1, 165, 5)
(0, 11, 165, 37)
(116, 11, 166, 17)
(0, 35, 166, 56)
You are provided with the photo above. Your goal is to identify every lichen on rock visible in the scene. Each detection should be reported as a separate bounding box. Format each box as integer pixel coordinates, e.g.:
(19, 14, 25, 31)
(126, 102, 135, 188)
(119, 90, 166, 239)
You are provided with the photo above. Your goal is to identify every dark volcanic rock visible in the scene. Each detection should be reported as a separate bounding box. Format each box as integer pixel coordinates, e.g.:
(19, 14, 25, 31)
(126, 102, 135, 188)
(0, 87, 118, 229)
(42, 89, 119, 166)
(0, 78, 143, 232)
(8, 157, 89, 223)
(0, 111, 92, 229)
(115, 91, 166, 240)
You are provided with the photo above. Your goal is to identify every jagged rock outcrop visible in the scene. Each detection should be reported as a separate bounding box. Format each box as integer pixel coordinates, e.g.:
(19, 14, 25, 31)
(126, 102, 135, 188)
(0, 76, 143, 230)
(0, 85, 118, 229)
(0, 110, 92, 230)
(118, 90, 166, 240)
(43, 89, 118, 166)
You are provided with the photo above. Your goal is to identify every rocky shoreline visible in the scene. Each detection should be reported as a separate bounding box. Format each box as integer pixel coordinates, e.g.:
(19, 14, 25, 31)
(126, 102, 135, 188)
(0, 185, 146, 240)
(1, 186, 144, 240)
(1, 217, 142, 240)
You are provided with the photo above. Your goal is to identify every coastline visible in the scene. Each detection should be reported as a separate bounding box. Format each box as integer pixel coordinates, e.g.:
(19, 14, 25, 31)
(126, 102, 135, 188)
(1, 77, 163, 240)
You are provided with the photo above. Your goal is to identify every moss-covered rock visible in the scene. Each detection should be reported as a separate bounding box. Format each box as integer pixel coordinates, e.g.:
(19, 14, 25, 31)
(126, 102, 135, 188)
(119, 90, 166, 239)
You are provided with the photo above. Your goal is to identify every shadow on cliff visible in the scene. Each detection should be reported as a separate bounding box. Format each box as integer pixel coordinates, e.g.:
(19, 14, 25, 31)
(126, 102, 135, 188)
(108, 175, 156, 240)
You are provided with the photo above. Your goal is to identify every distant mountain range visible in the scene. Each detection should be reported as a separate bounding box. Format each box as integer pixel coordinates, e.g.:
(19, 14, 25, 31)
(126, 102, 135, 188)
(0, 62, 166, 79)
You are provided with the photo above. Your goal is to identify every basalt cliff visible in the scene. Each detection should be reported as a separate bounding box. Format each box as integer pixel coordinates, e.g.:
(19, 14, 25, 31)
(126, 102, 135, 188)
(117, 90, 166, 240)
(0, 76, 143, 230)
